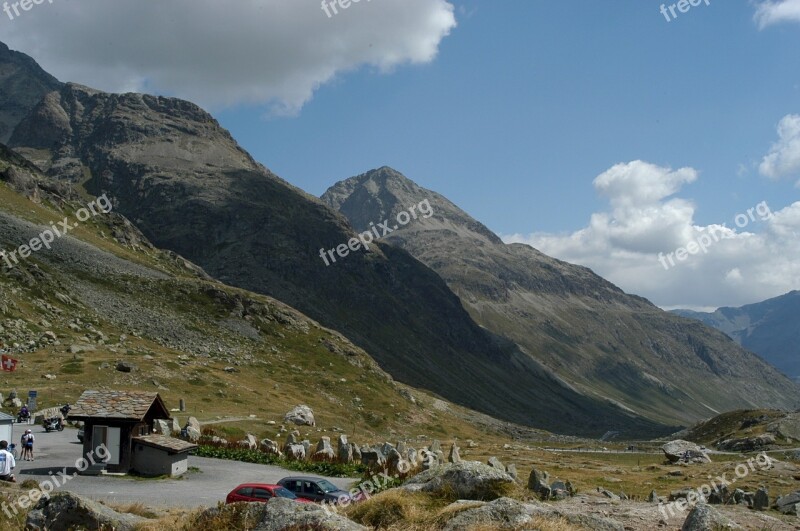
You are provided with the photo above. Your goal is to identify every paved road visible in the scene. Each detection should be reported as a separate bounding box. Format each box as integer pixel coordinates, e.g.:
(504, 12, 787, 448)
(9, 423, 356, 509)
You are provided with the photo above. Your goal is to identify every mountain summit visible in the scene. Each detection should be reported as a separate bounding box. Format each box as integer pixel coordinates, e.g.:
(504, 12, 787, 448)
(323, 167, 800, 426)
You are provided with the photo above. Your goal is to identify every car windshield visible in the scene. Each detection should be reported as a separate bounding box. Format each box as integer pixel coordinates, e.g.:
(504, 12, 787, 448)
(316, 480, 339, 493)
(273, 487, 297, 499)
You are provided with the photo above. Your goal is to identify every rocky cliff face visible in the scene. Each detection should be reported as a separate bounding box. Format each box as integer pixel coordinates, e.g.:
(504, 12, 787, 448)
(674, 291, 800, 383)
(0, 42, 62, 144)
(1, 59, 670, 436)
(322, 167, 800, 426)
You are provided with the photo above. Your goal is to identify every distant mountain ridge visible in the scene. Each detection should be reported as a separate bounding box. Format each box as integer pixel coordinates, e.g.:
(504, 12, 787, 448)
(673, 291, 800, 382)
(323, 167, 800, 426)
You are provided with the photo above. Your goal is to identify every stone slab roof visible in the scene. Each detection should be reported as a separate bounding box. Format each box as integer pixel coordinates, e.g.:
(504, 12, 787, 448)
(132, 434, 197, 454)
(68, 390, 167, 421)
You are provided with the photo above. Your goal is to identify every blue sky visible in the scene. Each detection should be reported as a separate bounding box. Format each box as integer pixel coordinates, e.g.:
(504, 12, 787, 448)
(3, 0, 800, 308)
(215, 0, 800, 235)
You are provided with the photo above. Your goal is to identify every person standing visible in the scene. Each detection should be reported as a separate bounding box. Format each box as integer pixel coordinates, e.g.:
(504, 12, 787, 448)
(20, 429, 34, 461)
(0, 440, 16, 482)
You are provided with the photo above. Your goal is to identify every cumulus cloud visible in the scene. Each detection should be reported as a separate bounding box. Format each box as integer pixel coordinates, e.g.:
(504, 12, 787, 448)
(504, 161, 800, 310)
(760, 114, 800, 185)
(754, 0, 800, 29)
(0, 0, 456, 115)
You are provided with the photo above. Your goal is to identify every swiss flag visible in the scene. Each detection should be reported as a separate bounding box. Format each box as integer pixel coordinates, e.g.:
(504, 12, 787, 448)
(1, 355, 18, 372)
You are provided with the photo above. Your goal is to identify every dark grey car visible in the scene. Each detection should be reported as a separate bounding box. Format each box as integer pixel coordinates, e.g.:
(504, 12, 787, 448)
(277, 476, 352, 504)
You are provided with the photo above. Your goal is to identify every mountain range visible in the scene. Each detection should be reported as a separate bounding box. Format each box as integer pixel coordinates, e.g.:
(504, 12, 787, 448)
(2, 41, 799, 438)
(673, 291, 800, 383)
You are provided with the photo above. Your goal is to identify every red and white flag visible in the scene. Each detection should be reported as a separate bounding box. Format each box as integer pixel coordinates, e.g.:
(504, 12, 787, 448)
(1, 355, 18, 372)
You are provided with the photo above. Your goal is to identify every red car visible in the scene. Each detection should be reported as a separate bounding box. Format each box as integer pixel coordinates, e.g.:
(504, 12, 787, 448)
(225, 483, 315, 504)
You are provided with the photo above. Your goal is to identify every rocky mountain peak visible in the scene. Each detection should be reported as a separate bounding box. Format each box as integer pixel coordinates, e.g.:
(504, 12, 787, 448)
(0, 40, 62, 144)
(322, 166, 504, 245)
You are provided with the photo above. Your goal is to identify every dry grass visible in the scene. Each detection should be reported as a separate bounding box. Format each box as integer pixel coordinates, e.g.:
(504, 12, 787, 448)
(106, 501, 159, 519)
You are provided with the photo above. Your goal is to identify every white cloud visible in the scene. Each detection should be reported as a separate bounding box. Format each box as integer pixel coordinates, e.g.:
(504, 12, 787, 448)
(0, 0, 456, 115)
(759, 114, 800, 185)
(504, 161, 800, 310)
(754, 0, 800, 29)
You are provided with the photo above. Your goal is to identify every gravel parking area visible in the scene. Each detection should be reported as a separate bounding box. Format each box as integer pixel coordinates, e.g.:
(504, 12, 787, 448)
(9, 423, 356, 509)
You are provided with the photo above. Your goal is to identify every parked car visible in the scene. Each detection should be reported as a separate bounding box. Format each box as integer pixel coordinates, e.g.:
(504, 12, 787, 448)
(277, 476, 353, 504)
(225, 483, 314, 504)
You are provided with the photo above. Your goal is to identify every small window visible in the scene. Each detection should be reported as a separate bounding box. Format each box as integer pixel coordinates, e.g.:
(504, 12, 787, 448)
(237, 487, 253, 497)
(252, 488, 272, 500)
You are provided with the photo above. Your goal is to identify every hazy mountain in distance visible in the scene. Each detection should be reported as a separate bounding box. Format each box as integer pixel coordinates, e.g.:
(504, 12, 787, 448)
(322, 167, 800, 426)
(673, 291, 800, 383)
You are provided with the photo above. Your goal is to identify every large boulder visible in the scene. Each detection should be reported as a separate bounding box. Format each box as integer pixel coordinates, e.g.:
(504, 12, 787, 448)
(286, 443, 306, 461)
(185, 416, 201, 442)
(260, 438, 282, 457)
(527, 468, 551, 500)
(284, 405, 315, 427)
(401, 461, 515, 500)
(662, 440, 711, 464)
(361, 449, 386, 470)
(240, 433, 258, 450)
(681, 504, 741, 530)
(254, 498, 366, 531)
(154, 419, 171, 437)
(26, 491, 145, 531)
(448, 442, 461, 463)
(774, 491, 800, 515)
(313, 437, 336, 462)
(441, 497, 544, 531)
(194, 499, 365, 531)
(440, 497, 623, 531)
(753, 487, 769, 511)
(337, 435, 353, 464)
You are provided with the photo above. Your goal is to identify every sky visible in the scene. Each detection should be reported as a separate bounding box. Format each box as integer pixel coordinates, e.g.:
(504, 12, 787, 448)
(1, 0, 799, 310)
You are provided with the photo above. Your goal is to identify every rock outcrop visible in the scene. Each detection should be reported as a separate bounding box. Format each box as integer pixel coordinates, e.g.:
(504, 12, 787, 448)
(26, 491, 145, 531)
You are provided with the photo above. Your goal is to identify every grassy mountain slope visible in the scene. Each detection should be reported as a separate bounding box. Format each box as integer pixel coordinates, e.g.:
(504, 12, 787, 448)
(322, 167, 800, 427)
(0, 146, 518, 444)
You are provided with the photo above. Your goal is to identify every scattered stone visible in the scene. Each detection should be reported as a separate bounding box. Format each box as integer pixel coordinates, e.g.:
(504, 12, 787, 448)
(600, 489, 621, 501)
(116, 361, 135, 373)
(528, 468, 551, 500)
(284, 405, 315, 427)
(260, 438, 282, 456)
(448, 442, 461, 463)
(753, 487, 769, 511)
(337, 435, 353, 464)
(184, 417, 201, 442)
(487, 456, 505, 471)
(774, 491, 800, 515)
(680, 503, 741, 530)
(154, 419, 171, 437)
(313, 437, 336, 462)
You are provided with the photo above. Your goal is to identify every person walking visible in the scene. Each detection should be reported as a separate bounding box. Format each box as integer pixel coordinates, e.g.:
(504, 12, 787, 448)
(0, 440, 16, 482)
(20, 429, 34, 461)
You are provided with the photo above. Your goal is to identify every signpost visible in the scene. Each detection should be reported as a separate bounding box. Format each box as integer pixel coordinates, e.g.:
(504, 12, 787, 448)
(27, 390, 37, 412)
